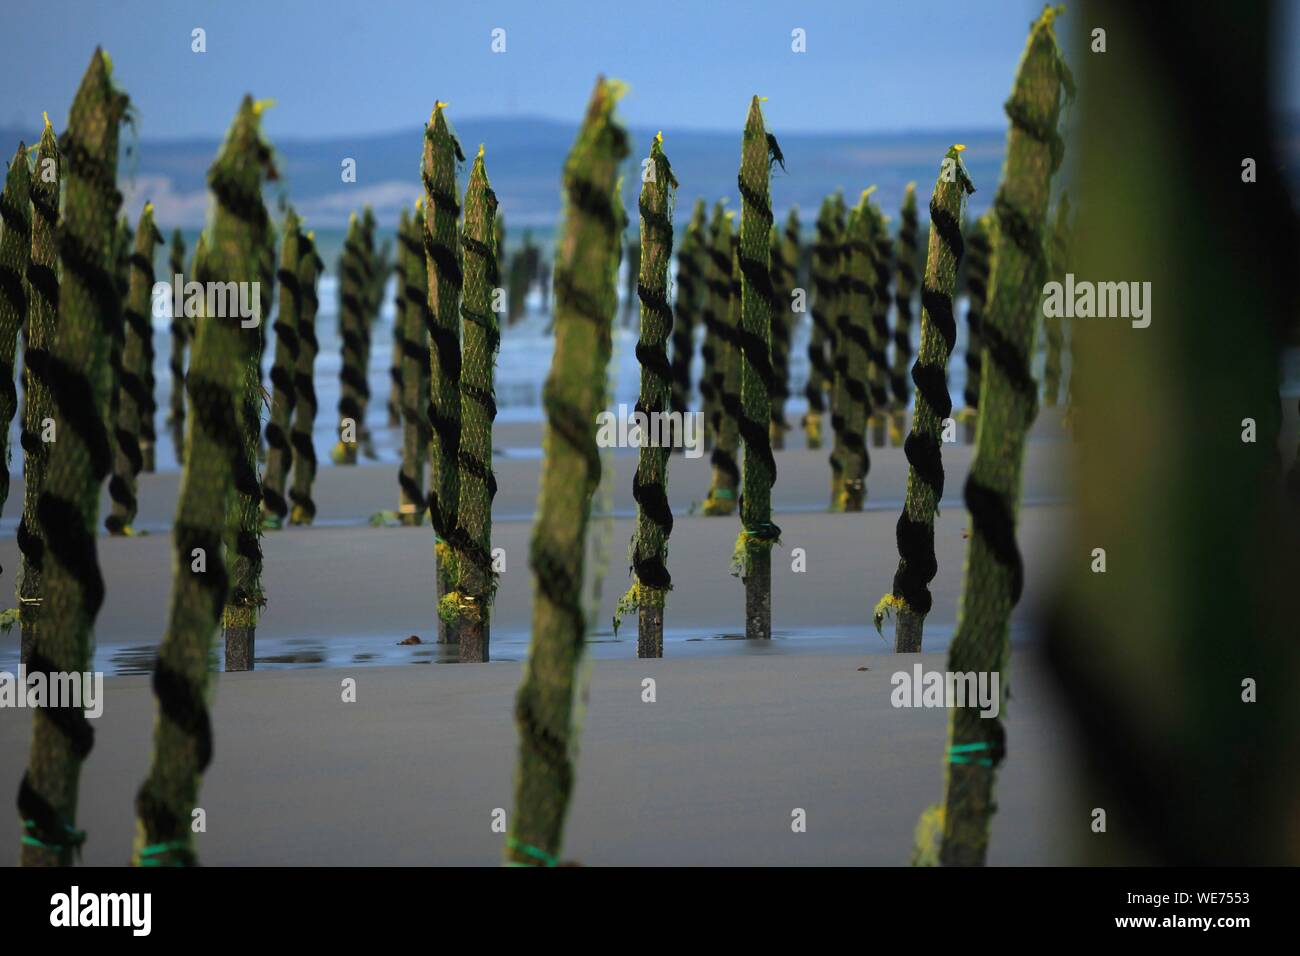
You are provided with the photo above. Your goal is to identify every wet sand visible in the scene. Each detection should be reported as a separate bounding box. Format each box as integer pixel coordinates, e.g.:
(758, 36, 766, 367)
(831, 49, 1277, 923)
(0, 399, 1289, 864)
(0, 423, 1073, 673)
(0, 650, 1075, 865)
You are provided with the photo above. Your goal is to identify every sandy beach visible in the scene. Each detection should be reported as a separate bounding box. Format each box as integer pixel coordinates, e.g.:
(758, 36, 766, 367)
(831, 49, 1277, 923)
(0, 650, 1075, 865)
(0, 414, 1075, 672)
(1, 389, 1296, 865)
(0, 400, 1086, 865)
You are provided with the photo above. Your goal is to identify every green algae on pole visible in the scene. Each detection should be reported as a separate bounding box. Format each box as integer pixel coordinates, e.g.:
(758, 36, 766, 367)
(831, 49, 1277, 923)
(17, 116, 60, 664)
(734, 96, 782, 640)
(260, 207, 301, 529)
(387, 210, 408, 429)
(332, 213, 366, 466)
(221, 97, 277, 674)
(18, 49, 129, 866)
(138, 237, 161, 475)
(960, 214, 994, 443)
(1043, 194, 1071, 407)
(106, 216, 131, 489)
(865, 202, 895, 448)
(780, 209, 801, 428)
(698, 200, 727, 448)
(507, 78, 628, 866)
(803, 196, 837, 449)
(928, 6, 1073, 867)
(769, 208, 800, 450)
(288, 231, 323, 526)
(353, 209, 376, 458)
(131, 207, 165, 470)
(889, 183, 920, 445)
(397, 202, 431, 526)
(874, 145, 976, 653)
(166, 228, 188, 462)
(357, 206, 390, 458)
(134, 96, 277, 864)
(422, 101, 464, 644)
(493, 211, 506, 311)
(827, 192, 859, 509)
(669, 198, 706, 438)
(256, 223, 276, 425)
(826, 195, 852, 503)
(105, 201, 162, 535)
(701, 209, 740, 515)
(613, 133, 677, 657)
(697, 200, 728, 453)
(583, 181, 624, 638)
(767, 221, 786, 449)
(439, 147, 499, 662)
(0, 139, 32, 559)
(831, 195, 874, 513)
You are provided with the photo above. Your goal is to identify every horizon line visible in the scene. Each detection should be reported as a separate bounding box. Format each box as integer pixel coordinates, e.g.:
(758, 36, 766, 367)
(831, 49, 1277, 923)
(0, 113, 1017, 146)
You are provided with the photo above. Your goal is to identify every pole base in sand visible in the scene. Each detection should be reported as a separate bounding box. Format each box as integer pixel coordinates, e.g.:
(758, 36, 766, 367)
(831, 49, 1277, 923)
(841, 478, 864, 512)
(744, 551, 772, 641)
(224, 626, 255, 671)
(894, 609, 924, 653)
(940, 763, 995, 866)
(637, 604, 664, 658)
(459, 620, 489, 662)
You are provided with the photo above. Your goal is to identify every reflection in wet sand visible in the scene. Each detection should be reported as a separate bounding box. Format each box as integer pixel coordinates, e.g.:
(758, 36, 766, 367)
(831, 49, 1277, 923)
(108, 645, 160, 677)
(4, 623, 985, 677)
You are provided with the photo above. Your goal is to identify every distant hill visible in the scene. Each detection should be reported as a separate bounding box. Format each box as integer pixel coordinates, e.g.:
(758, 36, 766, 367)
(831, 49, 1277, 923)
(3, 112, 1295, 234)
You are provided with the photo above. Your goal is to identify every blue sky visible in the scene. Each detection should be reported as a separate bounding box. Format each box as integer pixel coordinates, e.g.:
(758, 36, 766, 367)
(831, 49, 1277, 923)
(4, 1, 1298, 141)
(0, 1, 1207, 139)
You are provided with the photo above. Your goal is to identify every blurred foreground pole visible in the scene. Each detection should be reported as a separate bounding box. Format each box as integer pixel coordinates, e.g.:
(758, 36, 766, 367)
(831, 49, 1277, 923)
(507, 78, 627, 865)
(924, 7, 1071, 867)
(1044, 0, 1300, 864)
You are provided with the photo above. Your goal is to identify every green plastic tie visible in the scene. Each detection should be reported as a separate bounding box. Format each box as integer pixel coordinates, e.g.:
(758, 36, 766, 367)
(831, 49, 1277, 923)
(137, 840, 195, 867)
(506, 836, 558, 867)
(21, 819, 86, 856)
(947, 742, 995, 767)
(743, 521, 781, 543)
